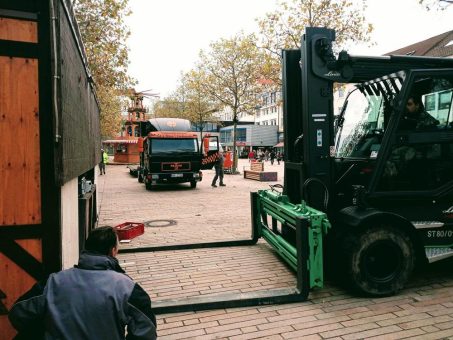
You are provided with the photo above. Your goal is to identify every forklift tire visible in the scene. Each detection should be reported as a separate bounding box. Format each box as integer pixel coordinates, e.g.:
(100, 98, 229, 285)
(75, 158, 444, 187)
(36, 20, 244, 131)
(346, 226, 415, 296)
(190, 181, 197, 188)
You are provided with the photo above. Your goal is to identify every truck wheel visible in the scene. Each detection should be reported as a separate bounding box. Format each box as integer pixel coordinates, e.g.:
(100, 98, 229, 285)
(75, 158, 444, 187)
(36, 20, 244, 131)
(190, 181, 197, 188)
(347, 226, 415, 296)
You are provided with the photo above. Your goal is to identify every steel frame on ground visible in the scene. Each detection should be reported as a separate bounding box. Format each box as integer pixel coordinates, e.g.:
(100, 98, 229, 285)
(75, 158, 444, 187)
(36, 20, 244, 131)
(119, 192, 310, 314)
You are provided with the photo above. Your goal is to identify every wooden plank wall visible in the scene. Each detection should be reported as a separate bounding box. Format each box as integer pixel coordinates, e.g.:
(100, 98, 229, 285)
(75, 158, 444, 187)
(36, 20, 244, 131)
(0, 55, 41, 225)
(0, 17, 42, 340)
(0, 17, 37, 42)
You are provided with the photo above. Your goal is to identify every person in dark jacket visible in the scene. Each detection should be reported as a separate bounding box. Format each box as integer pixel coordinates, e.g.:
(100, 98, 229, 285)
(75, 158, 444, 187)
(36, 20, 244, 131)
(211, 151, 226, 187)
(270, 150, 276, 165)
(8, 226, 157, 340)
(400, 95, 439, 131)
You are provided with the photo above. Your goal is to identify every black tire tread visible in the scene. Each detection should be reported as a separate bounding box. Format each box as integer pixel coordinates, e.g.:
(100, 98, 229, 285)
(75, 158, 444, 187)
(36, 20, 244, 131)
(345, 225, 415, 297)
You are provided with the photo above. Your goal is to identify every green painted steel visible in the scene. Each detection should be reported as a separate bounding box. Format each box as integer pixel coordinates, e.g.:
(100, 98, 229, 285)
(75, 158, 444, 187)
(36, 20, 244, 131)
(255, 189, 331, 289)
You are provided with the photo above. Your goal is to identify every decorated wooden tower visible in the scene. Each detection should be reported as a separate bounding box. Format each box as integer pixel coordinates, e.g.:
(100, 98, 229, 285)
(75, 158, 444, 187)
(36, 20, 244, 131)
(103, 90, 157, 163)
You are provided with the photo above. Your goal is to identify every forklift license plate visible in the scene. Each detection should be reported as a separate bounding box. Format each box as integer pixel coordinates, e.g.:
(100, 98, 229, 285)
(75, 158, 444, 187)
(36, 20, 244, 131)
(171, 174, 183, 178)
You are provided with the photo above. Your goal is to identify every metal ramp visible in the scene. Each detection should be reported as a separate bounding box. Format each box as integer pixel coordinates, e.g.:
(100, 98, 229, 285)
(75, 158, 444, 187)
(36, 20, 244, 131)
(119, 191, 330, 315)
(425, 247, 453, 263)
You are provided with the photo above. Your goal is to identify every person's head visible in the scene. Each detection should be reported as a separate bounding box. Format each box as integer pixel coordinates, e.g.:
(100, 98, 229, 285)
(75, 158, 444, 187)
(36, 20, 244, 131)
(406, 95, 424, 114)
(85, 226, 119, 257)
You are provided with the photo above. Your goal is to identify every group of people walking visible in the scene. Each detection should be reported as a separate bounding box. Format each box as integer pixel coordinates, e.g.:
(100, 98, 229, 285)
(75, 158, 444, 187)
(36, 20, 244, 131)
(248, 149, 283, 165)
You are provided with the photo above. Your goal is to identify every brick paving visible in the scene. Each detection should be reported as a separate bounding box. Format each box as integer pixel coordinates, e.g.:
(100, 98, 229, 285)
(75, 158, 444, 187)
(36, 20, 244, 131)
(98, 159, 453, 339)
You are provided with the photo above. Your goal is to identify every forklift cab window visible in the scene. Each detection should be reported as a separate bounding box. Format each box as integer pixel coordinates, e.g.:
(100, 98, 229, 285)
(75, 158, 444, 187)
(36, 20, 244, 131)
(378, 75, 453, 191)
(399, 76, 453, 131)
(335, 86, 386, 159)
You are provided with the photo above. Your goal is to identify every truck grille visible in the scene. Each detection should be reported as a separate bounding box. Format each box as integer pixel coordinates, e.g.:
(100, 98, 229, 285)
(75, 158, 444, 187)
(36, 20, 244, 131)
(161, 162, 191, 172)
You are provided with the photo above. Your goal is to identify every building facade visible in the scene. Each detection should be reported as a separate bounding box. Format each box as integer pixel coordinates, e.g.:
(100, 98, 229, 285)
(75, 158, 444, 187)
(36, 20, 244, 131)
(220, 125, 278, 157)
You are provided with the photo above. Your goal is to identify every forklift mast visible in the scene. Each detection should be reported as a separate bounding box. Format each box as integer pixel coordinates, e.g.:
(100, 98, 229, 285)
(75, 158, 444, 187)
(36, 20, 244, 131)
(284, 28, 336, 210)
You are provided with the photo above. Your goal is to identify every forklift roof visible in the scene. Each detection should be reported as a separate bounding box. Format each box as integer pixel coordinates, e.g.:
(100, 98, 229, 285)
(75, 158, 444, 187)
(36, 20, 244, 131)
(342, 54, 453, 83)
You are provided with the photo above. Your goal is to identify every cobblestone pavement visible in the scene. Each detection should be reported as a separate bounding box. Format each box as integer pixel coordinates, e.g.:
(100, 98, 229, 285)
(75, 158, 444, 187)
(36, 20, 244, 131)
(98, 160, 453, 339)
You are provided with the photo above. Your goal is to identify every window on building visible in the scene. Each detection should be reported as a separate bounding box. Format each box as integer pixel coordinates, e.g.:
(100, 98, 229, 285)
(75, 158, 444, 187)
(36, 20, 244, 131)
(220, 130, 231, 144)
(236, 128, 246, 141)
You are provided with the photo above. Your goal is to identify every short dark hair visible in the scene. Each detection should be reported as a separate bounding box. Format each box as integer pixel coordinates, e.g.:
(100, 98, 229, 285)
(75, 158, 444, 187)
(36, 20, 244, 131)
(407, 94, 425, 113)
(85, 226, 118, 255)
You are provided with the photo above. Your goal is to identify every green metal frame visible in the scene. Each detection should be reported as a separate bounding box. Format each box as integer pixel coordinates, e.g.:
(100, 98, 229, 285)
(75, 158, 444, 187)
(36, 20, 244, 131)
(118, 190, 330, 314)
(255, 189, 331, 289)
(120, 192, 314, 314)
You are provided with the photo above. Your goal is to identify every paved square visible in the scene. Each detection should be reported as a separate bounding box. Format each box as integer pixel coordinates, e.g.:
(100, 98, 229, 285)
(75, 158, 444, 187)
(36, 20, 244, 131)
(98, 159, 453, 339)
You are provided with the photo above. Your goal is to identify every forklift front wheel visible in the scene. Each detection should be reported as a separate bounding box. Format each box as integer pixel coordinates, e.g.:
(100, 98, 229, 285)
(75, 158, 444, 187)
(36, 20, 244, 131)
(347, 226, 415, 297)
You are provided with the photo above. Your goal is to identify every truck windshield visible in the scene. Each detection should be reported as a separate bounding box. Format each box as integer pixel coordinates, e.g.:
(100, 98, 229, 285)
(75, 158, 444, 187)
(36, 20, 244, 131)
(150, 138, 198, 155)
(335, 87, 386, 159)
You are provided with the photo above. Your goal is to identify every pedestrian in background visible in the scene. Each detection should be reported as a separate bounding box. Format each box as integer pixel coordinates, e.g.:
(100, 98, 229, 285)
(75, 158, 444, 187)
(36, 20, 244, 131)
(9, 226, 157, 340)
(277, 151, 282, 165)
(248, 149, 255, 162)
(270, 150, 276, 165)
(212, 152, 226, 187)
(99, 148, 108, 175)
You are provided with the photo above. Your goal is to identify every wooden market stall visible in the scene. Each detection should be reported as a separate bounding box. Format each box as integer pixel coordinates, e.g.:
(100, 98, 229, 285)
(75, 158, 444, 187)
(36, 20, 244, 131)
(0, 1, 101, 338)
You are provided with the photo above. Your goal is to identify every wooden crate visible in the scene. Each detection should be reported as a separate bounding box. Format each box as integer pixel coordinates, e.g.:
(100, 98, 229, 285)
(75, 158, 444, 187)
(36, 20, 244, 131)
(250, 162, 264, 171)
(244, 162, 277, 182)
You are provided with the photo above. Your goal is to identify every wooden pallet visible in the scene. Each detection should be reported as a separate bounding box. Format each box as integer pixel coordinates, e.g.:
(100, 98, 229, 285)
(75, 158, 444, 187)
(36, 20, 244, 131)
(244, 162, 277, 181)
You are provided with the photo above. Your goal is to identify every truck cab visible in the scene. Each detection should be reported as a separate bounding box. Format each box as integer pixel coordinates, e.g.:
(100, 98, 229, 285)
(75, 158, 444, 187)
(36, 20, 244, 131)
(137, 118, 219, 189)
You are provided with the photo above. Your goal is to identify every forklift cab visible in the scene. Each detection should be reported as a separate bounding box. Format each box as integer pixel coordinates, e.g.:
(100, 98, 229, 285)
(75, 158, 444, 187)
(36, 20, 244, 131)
(333, 71, 453, 193)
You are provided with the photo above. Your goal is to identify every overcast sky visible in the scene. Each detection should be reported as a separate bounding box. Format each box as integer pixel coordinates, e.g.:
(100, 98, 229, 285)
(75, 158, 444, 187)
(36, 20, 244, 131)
(125, 0, 453, 98)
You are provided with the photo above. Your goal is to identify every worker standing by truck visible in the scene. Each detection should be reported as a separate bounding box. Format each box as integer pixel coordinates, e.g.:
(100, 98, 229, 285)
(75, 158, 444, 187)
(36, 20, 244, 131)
(211, 152, 226, 188)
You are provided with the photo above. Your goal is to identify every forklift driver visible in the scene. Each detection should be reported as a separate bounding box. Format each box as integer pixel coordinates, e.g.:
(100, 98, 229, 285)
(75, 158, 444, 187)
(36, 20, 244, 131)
(399, 95, 439, 131)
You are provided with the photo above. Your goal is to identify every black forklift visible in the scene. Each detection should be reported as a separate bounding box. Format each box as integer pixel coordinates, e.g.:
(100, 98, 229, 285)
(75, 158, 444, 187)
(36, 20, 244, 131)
(254, 27, 453, 296)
